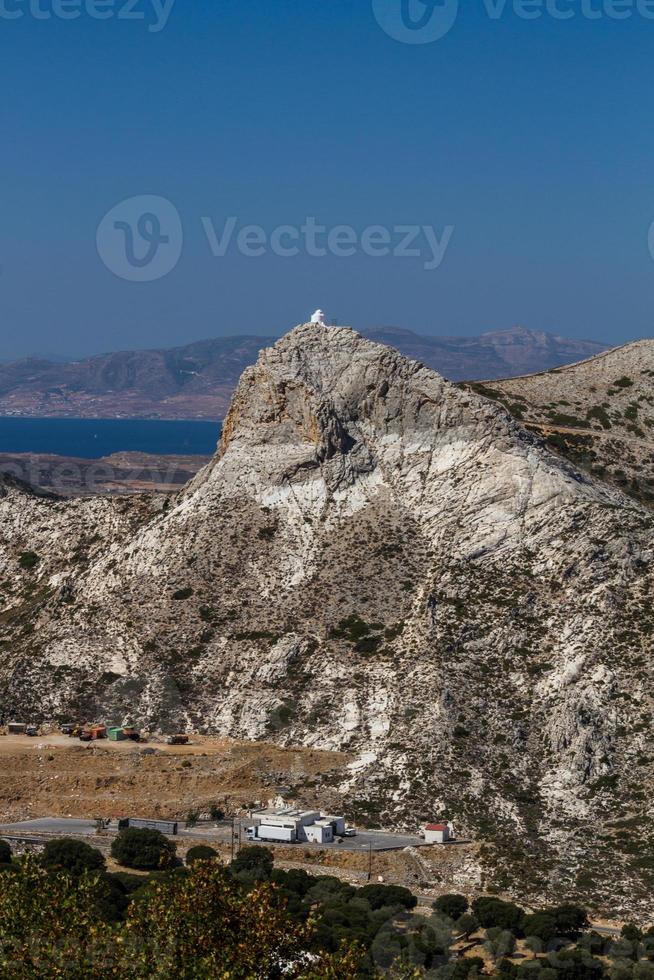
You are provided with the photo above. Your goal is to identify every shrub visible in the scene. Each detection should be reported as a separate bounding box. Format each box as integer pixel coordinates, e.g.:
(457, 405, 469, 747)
(186, 845, 218, 865)
(434, 893, 469, 920)
(18, 551, 40, 570)
(209, 805, 224, 821)
(110, 828, 176, 871)
(0, 840, 11, 864)
(40, 838, 105, 876)
(172, 587, 193, 600)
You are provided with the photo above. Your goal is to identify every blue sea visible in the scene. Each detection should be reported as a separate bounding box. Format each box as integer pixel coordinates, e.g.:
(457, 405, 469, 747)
(0, 418, 220, 459)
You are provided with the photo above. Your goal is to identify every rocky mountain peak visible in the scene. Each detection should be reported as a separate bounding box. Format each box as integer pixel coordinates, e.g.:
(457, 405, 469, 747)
(0, 323, 653, 915)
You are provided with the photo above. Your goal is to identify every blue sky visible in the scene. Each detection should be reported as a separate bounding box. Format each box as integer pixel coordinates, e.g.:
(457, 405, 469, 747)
(0, 0, 653, 358)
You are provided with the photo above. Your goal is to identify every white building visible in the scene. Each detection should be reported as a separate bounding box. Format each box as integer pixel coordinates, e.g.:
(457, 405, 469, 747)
(251, 807, 345, 844)
(424, 822, 450, 844)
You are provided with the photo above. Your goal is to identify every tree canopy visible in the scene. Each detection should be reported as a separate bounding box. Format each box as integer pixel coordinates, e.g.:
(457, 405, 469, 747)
(110, 827, 176, 871)
(40, 837, 106, 876)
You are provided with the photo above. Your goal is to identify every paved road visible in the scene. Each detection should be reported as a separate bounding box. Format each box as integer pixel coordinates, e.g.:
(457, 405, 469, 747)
(0, 816, 430, 852)
(0, 817, 98, 837)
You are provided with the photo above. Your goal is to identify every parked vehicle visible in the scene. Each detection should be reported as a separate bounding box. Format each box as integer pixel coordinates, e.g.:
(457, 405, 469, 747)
(118, 817, 178, 835)
(25, 725, 39, 737)
(344, 827, 357, 837)
(60, 724, 74, 736)
(87, 725, 107, 740)
(166, 735, 189, 745)
(254, 825, 295, 843)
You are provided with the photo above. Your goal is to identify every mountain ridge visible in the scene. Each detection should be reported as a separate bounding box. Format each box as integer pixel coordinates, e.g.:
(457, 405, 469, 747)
(0, 323, 652, 915)
(0, 326, 609, 420)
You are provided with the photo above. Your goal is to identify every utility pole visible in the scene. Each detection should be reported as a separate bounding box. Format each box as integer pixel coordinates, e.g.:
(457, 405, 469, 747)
(366, 841, 373, 881)
(230, 816, 235, 863)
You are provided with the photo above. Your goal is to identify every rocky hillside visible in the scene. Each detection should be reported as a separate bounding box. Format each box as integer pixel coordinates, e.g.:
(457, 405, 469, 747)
(0, 327, 606, 419)
(0, 325, 652, 915)
(465, 340, 654, 509)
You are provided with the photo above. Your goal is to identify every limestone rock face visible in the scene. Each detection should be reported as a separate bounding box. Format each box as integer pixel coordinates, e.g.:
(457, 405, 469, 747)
(1, 324, 652, 913)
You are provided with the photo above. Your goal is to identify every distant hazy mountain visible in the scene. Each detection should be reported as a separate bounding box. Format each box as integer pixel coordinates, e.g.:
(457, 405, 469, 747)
(363, 325, 608, 381)
(0, 326, 608, 420)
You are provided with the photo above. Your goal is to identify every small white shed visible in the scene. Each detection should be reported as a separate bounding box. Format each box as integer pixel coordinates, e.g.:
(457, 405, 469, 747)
(303, 820, 334, 844)
(424, 822, 450, 844)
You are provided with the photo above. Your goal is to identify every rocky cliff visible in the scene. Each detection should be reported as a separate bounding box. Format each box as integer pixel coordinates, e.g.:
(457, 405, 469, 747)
(1, 324, 652, 914)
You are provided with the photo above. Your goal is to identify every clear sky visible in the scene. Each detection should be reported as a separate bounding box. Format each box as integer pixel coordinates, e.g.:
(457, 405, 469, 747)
(1, 0, 653, 359)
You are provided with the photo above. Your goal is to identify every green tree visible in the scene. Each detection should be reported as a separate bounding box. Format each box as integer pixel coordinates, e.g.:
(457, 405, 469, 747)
(547, 947, 604, 980)
(229, 844, 274, 881)
(457, 912, 479, 938)
(0, 854, 363, 978)
(485, 927, 517, 963)
(0, 855, 117, 974)
(40, 837, 106, 876)
(434, 893, 469, 920)
(525, 935, 544, 959)
(186, 844, 218, 865)
(0, 840, 11, 864)
(122, 860, 358, 978)
(111, 827, 176, 871)
(359, 883, 417, 911)
(472, 897, 524, 931)
(549, 905, 589, 937)
(523, 912, 558, 944)
(453, 955, 486, 979)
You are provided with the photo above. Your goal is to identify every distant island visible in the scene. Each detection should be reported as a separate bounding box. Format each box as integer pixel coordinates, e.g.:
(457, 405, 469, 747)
(0, 325, 607, 421)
